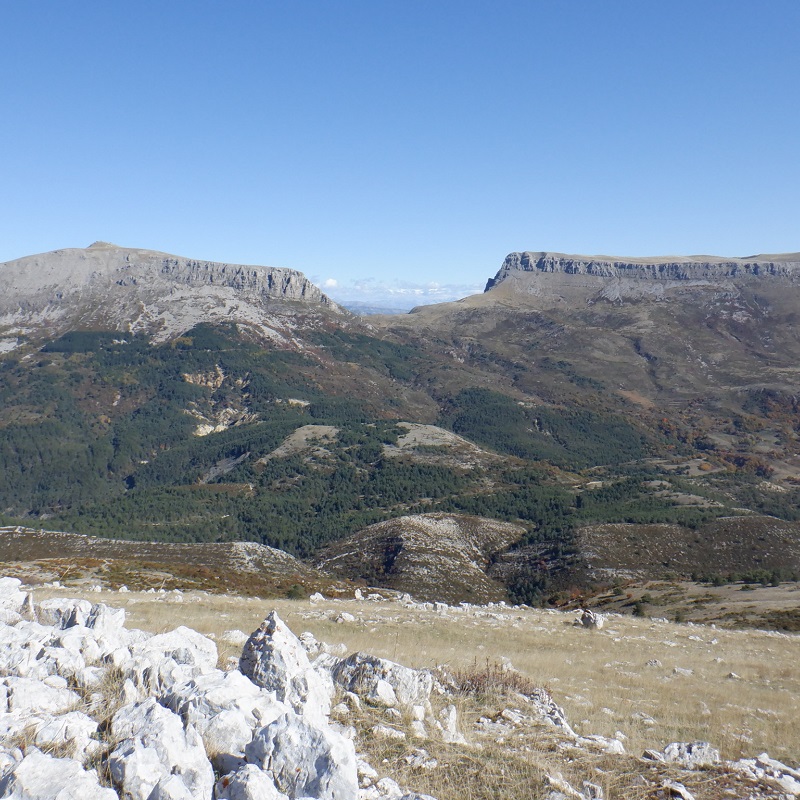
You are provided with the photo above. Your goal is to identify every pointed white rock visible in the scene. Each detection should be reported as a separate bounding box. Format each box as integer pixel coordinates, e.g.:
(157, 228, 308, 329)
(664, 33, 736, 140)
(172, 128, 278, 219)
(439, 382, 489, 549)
(239, 611, 331, 724)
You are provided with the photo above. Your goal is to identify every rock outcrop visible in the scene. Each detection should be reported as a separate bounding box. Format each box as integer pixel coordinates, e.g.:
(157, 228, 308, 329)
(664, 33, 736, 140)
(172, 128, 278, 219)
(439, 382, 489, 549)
(486, 250, 800, 290)
(2, 578, 798, 799)
(0, 580, 438, 800)
(0, 242, 344, 344)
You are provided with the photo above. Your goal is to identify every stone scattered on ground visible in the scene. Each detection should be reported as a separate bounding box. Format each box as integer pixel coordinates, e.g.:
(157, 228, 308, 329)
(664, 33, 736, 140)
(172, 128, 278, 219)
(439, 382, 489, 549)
(0, 576, 798, 799)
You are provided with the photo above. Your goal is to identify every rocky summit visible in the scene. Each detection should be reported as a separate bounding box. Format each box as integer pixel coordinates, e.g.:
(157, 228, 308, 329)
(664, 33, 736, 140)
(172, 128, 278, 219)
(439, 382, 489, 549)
(0, 241, 343, 345)
(487, 250, 800, 287)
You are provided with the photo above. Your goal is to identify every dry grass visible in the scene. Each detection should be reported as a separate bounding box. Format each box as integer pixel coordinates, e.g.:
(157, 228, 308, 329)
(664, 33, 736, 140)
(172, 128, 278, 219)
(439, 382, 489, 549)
(30, 586, 800, 796)
(441, 658, 540, 698)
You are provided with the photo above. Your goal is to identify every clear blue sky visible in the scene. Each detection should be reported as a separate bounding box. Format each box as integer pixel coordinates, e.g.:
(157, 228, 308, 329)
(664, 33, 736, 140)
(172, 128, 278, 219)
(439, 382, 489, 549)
(2, 1, 798, 299)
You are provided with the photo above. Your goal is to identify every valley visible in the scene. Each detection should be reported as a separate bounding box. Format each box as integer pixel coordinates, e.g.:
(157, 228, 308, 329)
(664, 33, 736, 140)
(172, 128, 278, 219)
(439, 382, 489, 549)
(2, 244, 800, 615)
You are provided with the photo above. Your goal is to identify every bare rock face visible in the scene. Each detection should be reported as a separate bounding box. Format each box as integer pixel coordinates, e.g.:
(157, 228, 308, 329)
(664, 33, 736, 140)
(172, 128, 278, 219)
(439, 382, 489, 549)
(331, 652, 434, 707)
(109, 697, 214, 800)
(0, 242, 344, 343)
(486, 250, 800, 290)
(244, 711, 358, 800)
(239, 611, 332, 725)
(0, 748, 118, 800)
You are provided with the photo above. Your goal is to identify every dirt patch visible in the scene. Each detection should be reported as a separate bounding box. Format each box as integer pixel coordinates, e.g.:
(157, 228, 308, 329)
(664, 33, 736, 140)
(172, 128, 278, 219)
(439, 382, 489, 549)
(256, 424, 339, 463)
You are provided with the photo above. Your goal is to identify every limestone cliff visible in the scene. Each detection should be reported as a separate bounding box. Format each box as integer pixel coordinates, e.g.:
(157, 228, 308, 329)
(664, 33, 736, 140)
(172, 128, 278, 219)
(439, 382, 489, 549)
(0, 241, 344, 343)
(485, 250, 800, 291)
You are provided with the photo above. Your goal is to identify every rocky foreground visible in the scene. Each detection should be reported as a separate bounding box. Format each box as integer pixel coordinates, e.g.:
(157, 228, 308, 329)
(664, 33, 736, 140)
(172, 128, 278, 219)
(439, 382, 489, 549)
(0, 578, 799, 800)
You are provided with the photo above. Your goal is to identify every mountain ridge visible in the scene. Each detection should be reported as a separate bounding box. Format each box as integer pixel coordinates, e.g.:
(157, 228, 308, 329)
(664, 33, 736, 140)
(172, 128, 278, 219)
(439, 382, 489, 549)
(485, 250, 800, 291)
(0, 242, 343, 345)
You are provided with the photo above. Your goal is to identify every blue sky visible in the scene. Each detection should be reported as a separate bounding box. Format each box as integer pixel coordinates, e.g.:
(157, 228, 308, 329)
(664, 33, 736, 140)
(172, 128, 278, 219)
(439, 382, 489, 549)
(1, 1, 798, 304)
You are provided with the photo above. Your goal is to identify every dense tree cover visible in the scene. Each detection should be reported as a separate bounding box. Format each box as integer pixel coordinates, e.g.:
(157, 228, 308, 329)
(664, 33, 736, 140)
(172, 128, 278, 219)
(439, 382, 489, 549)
(439, 388, 651, 469)
(0, 324, 332, 514)
(306, 330, 420, 381)
(0, 324, 788, 583)
(54, 416, 472, 556)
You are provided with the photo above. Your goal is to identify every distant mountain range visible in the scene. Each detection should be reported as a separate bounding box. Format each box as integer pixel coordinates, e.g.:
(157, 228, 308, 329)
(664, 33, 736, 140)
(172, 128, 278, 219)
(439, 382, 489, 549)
(2, 242, 800, 606)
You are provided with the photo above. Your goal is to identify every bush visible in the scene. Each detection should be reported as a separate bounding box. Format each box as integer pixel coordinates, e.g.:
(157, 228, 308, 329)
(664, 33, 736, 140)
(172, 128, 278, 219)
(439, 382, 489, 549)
(442, 659, 539, 698)
(286, 584, 307, 600)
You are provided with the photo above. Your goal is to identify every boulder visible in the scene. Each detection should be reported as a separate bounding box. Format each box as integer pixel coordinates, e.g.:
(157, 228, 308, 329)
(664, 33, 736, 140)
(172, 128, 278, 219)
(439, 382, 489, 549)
(528, 687, 578, 738)
(661, 741, 720, 768)
(579, 610, 604, 630)
(38, 645, 86, 680)
(109, 698, 214, 800)
(120, 653, 200, 698)
(0, 610, 21, 626)
(32, 710, 100, 762)
(2, 677, 80, 715)
(436, 704, 465, 744)
(0, 748, 117, 799)
(132, 626, 217, 672)
(0, 711, 47, 743)
(215, 764, 289, 800)
(331, 653, 433, 707)
(221, 630, 249, 648)
(729, 752, 800, 795)
(166, 669, 287, 732)
(239, 611, 331, 724)
(0, 578, 27, 614)
(147, 775, 195, 800)
(36, 599, 93, 629)
(0, 749, 21, 782)
(199, 709, 253, 773)
(245, 711, 358, 800)
(84, 603, 126, 637)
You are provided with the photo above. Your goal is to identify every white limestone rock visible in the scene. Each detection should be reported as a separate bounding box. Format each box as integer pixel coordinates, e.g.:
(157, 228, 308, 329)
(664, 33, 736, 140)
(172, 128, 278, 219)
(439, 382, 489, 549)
(38, 645, 86, 680)
(84, 603, 126, 637)
(577, 734, 626, 755)
(245, 711, 358, 800)
(579, 610, 604, 630)
(370, 679, 398, 708)
(0, 711, 47, 744)
(215, 764, 289, 800)
(120, 652, 200, 698)
(147, 774, 196, 800)
(166, 668, 289, 733)
(661, 741, 720, 768)
(132, 626, 218, 672)
(332, 653, 433, 707)
(660, 781, 695, 800)
(2, 677, 80, 715)
(221, 630, 250, 647)
(372, 724, 406, 741)
(436, 704, 465, 744)
(33, 711, 100, 762)
(36, 598, 93, 629)
(201, 709, 254, 773)
(729, 752, 800, 796)
(0, 748, 117, 799)
(57, 627, 105, 664)
(109, 698, 214, 800)
(239, 611, 331, 724)
(0, 749, 21, 782)
(528, 687, 578, 738)
(0, 579, 27, 614)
